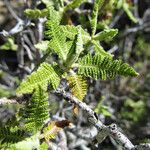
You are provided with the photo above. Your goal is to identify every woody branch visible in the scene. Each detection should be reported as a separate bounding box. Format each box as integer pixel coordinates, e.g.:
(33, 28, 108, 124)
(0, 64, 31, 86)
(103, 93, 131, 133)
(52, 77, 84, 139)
(55, 88, 150, 150)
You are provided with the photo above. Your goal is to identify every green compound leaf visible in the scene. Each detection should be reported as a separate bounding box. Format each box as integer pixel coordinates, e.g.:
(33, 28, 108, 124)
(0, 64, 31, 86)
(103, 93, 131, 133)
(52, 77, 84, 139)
(67, 74, 87, 101)
(61, 25, 91, 44)
(90, 0, 105, 36)
(23, 86, 49, 133)
(41, 120, 70, 141)
(64, 0, 87, 11)
(93, 29, 118, 41)
(24, 9, 48, 19)
(65, 26, 84, 67)
(92, 40, 112, 57)
(17, 63, 60, 95)
(45, 20, 68, 61)
(0, 127, 25, 145)
(46, 6, 61, 24)
(78, 54, 139, 80)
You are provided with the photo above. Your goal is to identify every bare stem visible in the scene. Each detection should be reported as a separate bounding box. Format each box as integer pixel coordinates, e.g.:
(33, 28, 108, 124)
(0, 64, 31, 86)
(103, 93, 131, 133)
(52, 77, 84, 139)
(55, 88, 136, 150)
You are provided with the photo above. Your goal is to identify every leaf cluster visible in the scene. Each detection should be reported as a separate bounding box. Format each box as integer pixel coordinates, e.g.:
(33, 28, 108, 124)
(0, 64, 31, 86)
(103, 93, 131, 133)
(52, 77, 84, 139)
(0, 0, 139, 149)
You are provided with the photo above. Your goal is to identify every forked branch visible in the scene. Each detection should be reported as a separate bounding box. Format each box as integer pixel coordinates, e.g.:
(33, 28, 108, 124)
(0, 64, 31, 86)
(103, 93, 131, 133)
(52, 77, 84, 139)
(55, 88, 150, 150)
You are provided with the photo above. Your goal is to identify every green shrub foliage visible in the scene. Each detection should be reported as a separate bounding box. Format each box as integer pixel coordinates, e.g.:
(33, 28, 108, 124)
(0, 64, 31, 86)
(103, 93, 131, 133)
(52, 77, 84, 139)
(17, 63, 60, 94)
(0, 0, 139, 149)
(23, 86, 49, 133)
(78, 54, 138, 80)
(0, 127, 25, 145)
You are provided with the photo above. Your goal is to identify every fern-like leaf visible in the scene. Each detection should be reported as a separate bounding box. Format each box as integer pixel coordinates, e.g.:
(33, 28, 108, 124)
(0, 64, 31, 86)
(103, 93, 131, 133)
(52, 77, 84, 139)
(91, 0, 105, 36)
(61, 25, 91, 44)
(78, 54, 139, 80)
(64, 0, 87, 11)
(46, 6, 61, 24)
(92, 40, 112, 57)
(17, 63, 60, 95)
(23, 86, 49, 133)
(0, 127, 25, 144)
(67, 74, 87, 100)
(24, 9, 48, 19)
(42, 121, 61, 141)
(41, 120, 70, 141)
(45, 20, 68, 60)
(65, 26, 83, 67)
(93, 29, 118, 41)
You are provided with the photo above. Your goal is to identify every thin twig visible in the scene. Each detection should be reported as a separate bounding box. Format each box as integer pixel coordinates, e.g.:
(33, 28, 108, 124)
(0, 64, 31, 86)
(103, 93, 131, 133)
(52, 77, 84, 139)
(55, 88, 135, 150)
(109, 10, 124, 28)
(4, 0, 21, 21)
(122, 21, 150, 37)
(0, 97, 18, 105)
(0, 21, 31, 37)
